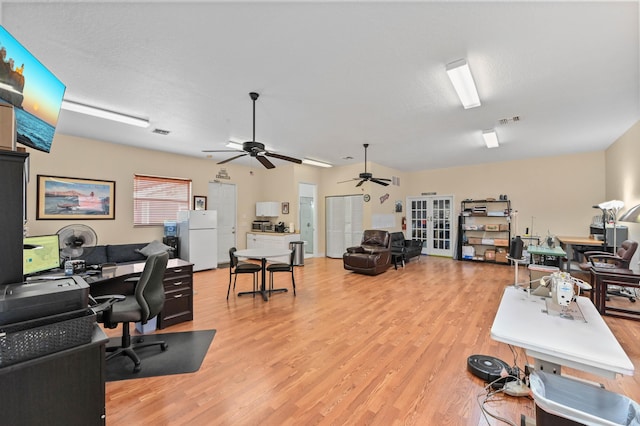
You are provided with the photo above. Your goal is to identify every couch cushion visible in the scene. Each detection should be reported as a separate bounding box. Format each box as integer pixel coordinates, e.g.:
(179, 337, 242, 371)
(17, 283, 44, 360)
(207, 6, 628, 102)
(77, 245, 108, 266)
(106, 243, 147, 264)
(137, 239, 173, 257)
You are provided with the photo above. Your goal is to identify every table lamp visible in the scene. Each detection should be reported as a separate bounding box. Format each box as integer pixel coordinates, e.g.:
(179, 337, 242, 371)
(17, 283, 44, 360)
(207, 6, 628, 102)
(619, 204, 640, 224)
(619, 204, 640, 268)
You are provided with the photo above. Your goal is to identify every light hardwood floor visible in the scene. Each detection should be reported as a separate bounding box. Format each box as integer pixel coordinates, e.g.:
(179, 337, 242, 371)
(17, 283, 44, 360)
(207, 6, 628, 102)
(104, 256, 640, 425)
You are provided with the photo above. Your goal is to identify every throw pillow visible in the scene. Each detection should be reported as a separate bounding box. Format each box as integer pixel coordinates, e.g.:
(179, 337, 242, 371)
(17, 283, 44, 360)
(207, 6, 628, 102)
(136, 240, 173, 257)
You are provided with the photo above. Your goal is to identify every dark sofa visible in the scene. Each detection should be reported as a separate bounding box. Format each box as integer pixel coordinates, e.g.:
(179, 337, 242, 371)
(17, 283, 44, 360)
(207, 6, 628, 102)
(390, 232, 423, 269)
(76, 242, 175, 266)
(343, 230, 392, 275)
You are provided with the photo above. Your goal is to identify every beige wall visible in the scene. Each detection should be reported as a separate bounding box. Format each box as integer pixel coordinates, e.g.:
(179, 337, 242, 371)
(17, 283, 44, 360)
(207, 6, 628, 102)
(605, 120, 640, 267)
(406, 151, 605, 240)
(25, 131, 614, 257)
(25, 133, 261, 247)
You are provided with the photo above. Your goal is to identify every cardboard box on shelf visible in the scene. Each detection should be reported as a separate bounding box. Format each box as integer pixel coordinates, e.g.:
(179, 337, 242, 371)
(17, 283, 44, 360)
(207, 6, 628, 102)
(499, 224, 510, 231)
(494, 239, 509, 246)
(495, 248, 508, 263)
(485, 249, 496, 260)
(485, 224, 500, 231)
(468, 237, 483, 245)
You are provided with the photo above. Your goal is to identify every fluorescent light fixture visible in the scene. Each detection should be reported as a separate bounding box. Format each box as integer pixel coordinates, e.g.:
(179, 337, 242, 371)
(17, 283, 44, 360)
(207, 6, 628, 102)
(482, 129, 499, 148)
(446, 59, 481, 109)
(225, 141, 244, 150)
(61, 99, 150, 128)
(302, 158, 333, 168)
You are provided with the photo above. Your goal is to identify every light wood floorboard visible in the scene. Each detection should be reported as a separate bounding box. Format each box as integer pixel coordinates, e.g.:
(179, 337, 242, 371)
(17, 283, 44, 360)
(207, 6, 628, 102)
(103, 256, 640, 425)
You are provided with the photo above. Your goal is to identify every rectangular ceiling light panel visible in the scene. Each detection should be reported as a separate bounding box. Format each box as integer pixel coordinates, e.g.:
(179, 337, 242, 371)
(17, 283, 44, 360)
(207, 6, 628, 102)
(482, 129, 499, 148)
(302, 158, 332, 168)
(62, 100, 149, 128)
(446, 59, 481, 109)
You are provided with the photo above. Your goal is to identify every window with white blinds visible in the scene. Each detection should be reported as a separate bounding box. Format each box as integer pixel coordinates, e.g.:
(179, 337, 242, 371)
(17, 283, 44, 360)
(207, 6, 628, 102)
(133, 174, 191, 225)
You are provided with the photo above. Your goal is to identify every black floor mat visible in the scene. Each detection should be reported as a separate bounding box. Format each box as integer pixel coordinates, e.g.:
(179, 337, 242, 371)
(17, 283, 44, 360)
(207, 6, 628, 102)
(105, 329, 216, 381)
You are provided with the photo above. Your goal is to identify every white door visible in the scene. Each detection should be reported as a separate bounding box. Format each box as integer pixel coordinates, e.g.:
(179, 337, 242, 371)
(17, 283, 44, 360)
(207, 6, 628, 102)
(326, 195, 364, 258)
(407, 195, 454, 257)
(208, 182, 237, 265)
(299, 183, 317, 257)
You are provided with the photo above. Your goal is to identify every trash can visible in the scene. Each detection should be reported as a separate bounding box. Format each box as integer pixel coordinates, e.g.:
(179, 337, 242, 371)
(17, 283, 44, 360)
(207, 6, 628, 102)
(290, 241, 305, 266)
(529, 370, 640, 425)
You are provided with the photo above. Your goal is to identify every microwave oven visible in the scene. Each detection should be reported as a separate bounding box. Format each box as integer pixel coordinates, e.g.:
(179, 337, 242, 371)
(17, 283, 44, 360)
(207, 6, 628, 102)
(252, 220, 271, 231)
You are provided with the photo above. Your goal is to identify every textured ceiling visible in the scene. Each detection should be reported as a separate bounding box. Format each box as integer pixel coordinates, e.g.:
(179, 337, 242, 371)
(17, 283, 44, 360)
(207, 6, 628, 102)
(1, 1, 638, 172)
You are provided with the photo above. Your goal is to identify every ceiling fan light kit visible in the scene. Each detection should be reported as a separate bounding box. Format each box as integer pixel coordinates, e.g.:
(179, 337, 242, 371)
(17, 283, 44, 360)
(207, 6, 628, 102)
(338, 144, 392, 187)
(202, 92, 302, 169)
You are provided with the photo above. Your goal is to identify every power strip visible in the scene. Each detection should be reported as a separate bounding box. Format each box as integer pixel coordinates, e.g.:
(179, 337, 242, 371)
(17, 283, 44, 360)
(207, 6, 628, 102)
(504, 380, 530, 397)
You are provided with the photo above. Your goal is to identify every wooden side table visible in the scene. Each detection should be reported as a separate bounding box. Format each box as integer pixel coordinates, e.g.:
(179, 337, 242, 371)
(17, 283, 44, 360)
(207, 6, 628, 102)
(590, 266, 640, 320)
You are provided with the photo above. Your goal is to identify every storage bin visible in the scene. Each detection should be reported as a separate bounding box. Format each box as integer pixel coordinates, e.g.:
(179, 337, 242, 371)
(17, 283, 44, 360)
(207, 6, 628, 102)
(135, 316, 157, 334)
(0, 309, 95, 367)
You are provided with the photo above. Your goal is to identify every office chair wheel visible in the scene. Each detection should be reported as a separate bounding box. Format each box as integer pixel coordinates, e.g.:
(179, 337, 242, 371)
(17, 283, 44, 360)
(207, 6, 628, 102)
(631, 298, 636, 303)
(161, 343, 168, 351)
(133, 363, 141, 373)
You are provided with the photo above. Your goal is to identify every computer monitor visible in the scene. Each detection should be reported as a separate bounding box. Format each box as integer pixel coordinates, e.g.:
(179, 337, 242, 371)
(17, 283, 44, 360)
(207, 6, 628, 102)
(23, 234, 61, 276)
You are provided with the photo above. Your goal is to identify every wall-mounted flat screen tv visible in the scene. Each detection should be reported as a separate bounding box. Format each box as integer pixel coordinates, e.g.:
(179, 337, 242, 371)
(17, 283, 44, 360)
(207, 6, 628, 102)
(0, 25, 66, 153)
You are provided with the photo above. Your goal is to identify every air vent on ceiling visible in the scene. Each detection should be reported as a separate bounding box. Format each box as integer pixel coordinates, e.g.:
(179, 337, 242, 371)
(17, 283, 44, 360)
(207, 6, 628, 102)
(152, 128, 171, 135)
(498, 116, 520, 126)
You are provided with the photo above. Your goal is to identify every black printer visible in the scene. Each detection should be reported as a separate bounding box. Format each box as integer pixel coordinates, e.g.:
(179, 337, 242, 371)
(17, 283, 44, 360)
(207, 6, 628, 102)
(0, 276, 89, 325)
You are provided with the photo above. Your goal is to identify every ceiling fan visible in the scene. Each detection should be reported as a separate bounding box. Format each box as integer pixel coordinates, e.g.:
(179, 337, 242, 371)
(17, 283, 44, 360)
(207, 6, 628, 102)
(203, 92, 302, 169)
(339, 143, 391, 187)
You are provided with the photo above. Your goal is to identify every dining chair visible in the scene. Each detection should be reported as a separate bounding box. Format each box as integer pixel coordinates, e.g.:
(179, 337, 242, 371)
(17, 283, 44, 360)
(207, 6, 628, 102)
(266, 251, 296, 296)
(227, 247, 262, 299)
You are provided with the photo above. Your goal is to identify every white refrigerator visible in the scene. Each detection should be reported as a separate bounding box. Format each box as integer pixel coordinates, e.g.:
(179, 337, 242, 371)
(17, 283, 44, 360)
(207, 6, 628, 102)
(177, 210, 218, 271)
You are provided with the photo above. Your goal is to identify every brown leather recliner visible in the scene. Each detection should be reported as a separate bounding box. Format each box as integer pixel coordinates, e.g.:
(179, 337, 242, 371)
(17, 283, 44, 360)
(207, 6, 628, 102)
(343, 230, 392, 275)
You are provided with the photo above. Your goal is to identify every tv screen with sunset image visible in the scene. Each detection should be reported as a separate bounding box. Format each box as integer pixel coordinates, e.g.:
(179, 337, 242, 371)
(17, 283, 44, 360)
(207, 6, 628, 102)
(0, 25, 66, 153)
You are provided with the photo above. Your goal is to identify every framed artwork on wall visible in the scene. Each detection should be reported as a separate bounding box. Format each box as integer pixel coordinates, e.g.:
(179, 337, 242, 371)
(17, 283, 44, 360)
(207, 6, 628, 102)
(36, 175, 115, 220)
(194, 195, 207, 210)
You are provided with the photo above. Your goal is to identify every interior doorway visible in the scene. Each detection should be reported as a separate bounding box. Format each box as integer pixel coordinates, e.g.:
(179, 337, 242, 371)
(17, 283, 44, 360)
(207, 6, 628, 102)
(406, 195, 454, 257)
(298, 183, 317, 257)
(208, 181, 237, 265)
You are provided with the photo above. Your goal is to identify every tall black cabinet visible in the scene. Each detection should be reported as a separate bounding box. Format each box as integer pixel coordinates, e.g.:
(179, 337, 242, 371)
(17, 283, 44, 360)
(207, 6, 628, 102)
(0, 150, 28, 284)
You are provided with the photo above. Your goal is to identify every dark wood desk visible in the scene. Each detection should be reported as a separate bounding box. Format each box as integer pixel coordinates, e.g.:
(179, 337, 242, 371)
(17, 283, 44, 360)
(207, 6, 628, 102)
(590, 266, 640, 321)
(87, 258, 194, 329)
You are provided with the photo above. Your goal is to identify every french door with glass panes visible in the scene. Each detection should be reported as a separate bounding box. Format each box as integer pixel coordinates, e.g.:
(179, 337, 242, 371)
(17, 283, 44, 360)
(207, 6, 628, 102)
(407, 195, 454, 257)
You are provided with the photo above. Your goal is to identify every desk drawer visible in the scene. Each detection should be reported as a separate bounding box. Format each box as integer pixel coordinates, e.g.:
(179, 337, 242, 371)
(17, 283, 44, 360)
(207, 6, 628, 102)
(158, 287, 193, 329)
(163, 275, 192, 291)
(164, 265, 193, 280)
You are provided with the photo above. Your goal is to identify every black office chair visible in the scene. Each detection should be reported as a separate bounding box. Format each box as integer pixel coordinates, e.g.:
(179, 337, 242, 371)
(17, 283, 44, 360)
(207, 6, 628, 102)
(227, 247, 262, 299)
(97, 251, 169, 373)
(266, 251, 296, 296)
